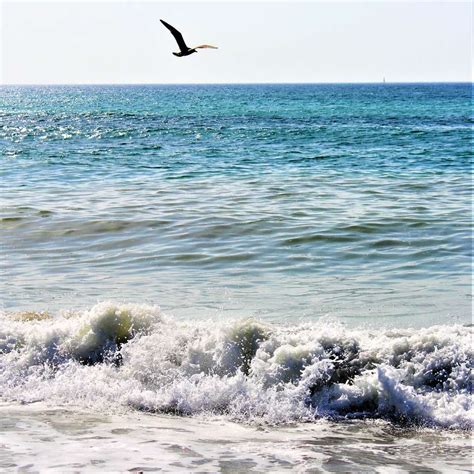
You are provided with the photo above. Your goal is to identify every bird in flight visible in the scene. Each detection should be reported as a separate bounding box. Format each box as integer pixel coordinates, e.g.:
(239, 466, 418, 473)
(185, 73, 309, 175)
(160, 19, 218, 57)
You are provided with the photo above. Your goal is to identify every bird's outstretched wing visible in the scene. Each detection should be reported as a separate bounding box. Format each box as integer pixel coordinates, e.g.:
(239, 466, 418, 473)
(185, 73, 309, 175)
(160, 19, 188, 53)
(193, 44, 218, 49)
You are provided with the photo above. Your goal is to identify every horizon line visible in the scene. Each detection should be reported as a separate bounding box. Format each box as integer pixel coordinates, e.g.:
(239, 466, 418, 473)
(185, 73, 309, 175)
(1, 80, 472, 87)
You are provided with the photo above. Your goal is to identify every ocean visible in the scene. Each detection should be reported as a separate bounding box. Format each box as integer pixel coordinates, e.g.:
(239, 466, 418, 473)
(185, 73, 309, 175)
(1, 83, 472, 472)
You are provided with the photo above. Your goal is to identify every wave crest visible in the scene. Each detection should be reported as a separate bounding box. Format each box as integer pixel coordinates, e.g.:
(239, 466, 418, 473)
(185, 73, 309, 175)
(1, 302, 472, 428)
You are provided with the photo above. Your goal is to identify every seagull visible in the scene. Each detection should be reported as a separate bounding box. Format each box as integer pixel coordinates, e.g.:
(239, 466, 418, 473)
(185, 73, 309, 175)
(160, 19, 218, 57)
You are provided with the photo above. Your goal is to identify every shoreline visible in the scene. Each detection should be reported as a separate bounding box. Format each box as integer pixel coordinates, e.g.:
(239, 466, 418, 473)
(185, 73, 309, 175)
(1, 402, 471, 472)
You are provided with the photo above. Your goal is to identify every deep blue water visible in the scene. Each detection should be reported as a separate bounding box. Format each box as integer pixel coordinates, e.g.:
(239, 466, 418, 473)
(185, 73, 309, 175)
(1, 83, 472, 326)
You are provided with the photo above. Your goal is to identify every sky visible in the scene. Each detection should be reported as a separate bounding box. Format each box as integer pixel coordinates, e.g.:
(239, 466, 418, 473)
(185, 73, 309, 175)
(1, 1, 472, 84)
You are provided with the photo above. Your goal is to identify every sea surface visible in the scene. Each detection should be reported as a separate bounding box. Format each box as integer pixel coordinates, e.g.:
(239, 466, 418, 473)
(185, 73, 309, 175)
(0, 83, 472, 472)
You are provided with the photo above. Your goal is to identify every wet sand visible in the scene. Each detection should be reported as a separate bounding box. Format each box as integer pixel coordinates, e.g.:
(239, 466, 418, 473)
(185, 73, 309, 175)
(0, 403, 471, 473)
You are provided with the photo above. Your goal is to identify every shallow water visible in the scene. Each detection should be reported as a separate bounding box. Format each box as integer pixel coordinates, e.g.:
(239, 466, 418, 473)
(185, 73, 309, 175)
(1, 404, 471, 473)
(1, 83, 472, 326)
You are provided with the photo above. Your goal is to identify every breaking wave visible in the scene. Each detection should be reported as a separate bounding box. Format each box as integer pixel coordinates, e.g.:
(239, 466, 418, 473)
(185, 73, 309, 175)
(0, 302, 471, 428)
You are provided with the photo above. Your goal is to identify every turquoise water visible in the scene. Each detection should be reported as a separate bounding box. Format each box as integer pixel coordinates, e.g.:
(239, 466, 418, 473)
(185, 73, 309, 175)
(0, 86, 472, 468)
(1, 83, 471, 325)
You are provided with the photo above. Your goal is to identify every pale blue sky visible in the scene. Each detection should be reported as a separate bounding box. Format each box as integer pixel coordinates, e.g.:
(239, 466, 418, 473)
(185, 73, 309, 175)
(1, 1, 472, 84)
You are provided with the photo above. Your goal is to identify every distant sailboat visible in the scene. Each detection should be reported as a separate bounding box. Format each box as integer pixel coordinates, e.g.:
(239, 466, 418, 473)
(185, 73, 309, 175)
(383, 77, 386, 84)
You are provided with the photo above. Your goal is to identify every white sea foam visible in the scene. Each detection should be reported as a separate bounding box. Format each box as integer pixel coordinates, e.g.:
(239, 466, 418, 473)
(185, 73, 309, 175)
(0, 302, 471, 428)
